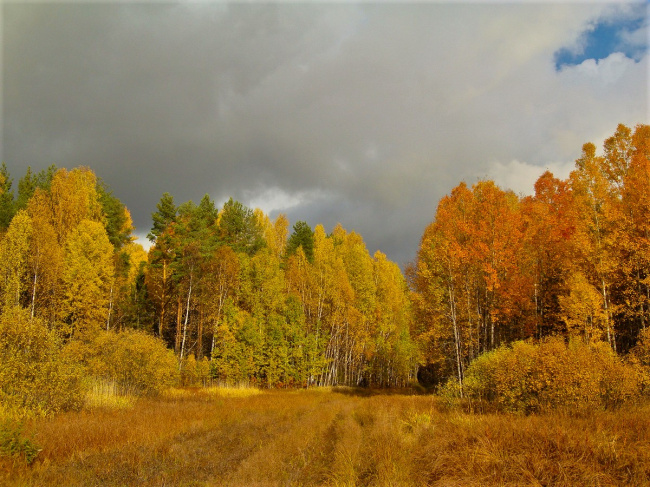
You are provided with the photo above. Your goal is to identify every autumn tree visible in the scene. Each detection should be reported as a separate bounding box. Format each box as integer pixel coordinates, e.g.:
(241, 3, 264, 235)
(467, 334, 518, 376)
(15, 165, 57, 213)
(521, 171, 575, 337)
(46, 167, 104, 245)
(205, 245, 240, 358)
(414, 183, 473, 391)
(60, 220, 115, 339)
(26, 192, 63, 323)
(114, 241, 150, 330)
(569, 143, 621, 350)
(0, 210, 33, 310)
(371, 251, 418, 386)
(613, 125, 650, 348)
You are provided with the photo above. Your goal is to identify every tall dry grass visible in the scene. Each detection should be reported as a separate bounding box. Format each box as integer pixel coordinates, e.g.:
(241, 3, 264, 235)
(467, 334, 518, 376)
(83, 379, 137, 410)
(3, 388, 650, 486)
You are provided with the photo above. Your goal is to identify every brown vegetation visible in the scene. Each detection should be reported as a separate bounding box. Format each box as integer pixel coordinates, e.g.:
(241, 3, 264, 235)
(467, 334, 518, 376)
(3, 388, 650, 486)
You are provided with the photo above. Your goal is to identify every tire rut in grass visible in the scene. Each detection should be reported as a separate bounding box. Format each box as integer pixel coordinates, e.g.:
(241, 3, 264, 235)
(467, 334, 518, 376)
(223, 396, 353, 486)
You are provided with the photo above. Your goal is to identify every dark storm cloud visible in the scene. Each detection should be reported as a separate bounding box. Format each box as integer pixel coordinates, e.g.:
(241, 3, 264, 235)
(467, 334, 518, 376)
(2, 2, 647, 267)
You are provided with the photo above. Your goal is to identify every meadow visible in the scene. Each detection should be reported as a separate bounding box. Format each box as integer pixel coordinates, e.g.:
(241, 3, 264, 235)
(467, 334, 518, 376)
(3, 387, 650, 487)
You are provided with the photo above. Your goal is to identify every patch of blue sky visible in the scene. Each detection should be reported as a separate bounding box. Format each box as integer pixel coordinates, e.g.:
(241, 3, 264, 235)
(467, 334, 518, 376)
(554, 10, 647, 70)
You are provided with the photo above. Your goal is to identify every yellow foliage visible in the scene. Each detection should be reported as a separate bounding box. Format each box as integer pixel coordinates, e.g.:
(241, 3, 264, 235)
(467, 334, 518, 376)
(459, 337, 645, 413)
(560, 272, 607, 342)
(0, 308, 85, 419)
(47, 167, 103, 244)
(180, 354, 211, 387)
(84, 378, 137, 410)
(122, 241, 147, 286)
(0, 211, 33, 309)
(60, 219, 114, 338)
(633, 327, 650, 367)
(69, 329, 179, 396)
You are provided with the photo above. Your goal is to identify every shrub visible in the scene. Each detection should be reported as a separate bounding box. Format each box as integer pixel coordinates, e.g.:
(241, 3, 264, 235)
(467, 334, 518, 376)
(457, 337, 645, 413)
(180, 354, 211, 387)
(72, 329, 180, 396)
(0, 419, 41, 465)
(0, 308, 85, 418)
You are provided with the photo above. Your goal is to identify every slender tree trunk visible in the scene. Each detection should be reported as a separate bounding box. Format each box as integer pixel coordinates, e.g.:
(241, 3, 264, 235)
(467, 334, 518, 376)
(601, 278, 616, 351)
(159, 306, 165, 339)
(465, 281, 474, 362)
(534, 281, 540, 339)
(159, 260, 168, 337)
(448, 274, 463, 398)
(175, 296, 182, 354)
(30, 271, 37, 320)
(179, 278, 193, 370)
(637, 268, 646, 331)
(106, 283, 113, 331)
(197, 306, 203, 360)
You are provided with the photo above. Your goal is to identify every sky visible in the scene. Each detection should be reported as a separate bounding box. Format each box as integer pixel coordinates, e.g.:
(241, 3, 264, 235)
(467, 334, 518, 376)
(2, 1, 648, 268)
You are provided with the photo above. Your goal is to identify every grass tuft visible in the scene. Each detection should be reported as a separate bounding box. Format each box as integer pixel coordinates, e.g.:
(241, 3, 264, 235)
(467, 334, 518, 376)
(84, 379, 136, 410)
(162, 383, 263, 400)
(202, 383, 263, 398)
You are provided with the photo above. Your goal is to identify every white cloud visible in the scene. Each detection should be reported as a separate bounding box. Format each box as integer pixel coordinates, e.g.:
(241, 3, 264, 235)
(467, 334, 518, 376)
(133, 233, 152, 253)
(244, 186, 332, 216)
(488, 159, 575, 196)
(560, 52, 637, 85)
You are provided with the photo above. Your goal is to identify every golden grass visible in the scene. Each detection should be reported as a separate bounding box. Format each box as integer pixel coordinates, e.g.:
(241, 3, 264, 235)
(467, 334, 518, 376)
(3, 389, 650, 486)
(202, 384, 264, 398)
(162, 384, 263, 400)
(83, 379, 137, 410)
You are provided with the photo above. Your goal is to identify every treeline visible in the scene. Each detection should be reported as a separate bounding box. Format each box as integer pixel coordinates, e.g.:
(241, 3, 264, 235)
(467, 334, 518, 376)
(0, 166, 137, 333)
(1, 122, 647, 397)
(145, 195, 417, 387)
(412, 123, 650, 388)
(0, 165, 417, 388)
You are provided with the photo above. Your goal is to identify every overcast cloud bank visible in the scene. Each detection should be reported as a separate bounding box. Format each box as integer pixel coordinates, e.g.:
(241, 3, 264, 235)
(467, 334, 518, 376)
(3, 2, 648, 266)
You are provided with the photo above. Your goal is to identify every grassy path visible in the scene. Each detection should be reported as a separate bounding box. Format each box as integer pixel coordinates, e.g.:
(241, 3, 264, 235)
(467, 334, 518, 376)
(3, 388, 650, 486)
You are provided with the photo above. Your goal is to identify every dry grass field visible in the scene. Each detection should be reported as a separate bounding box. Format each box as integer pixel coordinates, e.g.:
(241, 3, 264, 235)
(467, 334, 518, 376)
(2, 387, 650, 486)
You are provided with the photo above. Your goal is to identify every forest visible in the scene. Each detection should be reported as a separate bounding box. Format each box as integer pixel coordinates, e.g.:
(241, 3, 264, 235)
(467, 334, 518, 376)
(0, 122, 649, 412)
(0, 162, 418, 396)
(1, 123, 650, 485)
(413, 123, 650, 393)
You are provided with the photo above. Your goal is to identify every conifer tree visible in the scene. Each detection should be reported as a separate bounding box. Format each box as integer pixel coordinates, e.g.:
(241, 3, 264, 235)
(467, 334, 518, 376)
(0, 162, 15, 231)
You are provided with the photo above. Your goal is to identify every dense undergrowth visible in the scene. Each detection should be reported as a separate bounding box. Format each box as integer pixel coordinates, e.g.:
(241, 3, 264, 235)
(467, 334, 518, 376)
(0, 308, 180, 422)
(442, 337, 650, 414)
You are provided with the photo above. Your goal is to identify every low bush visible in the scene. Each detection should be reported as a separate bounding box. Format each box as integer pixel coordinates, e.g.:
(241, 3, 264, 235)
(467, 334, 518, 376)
(69, 329, 180, 396)
(448, 337, 647, 413)
(180, 354, 211, 387)
(0, 308, 85, 418)
(0, 419, 40, 465)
